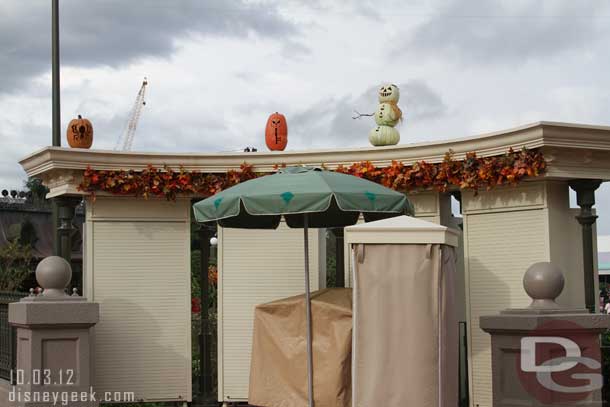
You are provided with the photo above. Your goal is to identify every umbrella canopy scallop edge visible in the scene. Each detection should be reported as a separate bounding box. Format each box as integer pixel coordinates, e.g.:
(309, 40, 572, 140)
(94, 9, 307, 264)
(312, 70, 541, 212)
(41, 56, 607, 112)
(192, 166, 413, 228)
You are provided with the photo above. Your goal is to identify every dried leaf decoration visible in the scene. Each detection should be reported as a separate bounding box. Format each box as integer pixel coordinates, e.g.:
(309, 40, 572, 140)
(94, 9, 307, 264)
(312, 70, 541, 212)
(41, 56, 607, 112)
(79, 148, 546, 200)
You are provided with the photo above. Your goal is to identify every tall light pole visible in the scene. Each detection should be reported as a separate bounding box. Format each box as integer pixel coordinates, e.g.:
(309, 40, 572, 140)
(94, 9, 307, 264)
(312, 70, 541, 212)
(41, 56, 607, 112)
(51, 0, 61, 258)
(52, 0, 60, 147)
(50, 0, 80, 273)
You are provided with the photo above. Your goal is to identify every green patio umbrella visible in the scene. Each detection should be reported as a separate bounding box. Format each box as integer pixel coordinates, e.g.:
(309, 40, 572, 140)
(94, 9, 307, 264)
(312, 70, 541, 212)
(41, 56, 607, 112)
(193, 166, 412, 407)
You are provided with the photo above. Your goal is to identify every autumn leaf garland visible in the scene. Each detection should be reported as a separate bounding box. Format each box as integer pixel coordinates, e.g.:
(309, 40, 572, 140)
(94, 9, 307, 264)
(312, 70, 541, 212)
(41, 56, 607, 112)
(78, 148, 546, 200)
(334, 148, 546, 192)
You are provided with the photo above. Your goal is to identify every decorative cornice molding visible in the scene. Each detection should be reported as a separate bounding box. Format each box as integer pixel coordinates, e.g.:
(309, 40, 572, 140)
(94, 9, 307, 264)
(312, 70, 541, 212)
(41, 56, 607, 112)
(18, 121, 610, 197)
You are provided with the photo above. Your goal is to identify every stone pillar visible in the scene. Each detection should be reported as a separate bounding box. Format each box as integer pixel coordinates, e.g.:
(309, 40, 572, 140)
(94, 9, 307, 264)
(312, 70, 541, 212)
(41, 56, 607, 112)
(569, 180, 602, 313)
(8, 256, 99, 407)
(480, 262, 610, 407)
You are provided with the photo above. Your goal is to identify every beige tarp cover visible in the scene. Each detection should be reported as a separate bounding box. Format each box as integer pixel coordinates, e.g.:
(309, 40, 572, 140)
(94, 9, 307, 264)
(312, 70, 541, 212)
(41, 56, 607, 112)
(249, 288, 353, 407)
(353, 244, 458, 407)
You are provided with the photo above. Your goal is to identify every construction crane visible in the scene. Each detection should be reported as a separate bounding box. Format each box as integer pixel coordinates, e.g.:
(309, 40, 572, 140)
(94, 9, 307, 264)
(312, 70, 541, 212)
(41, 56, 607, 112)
(115, 77, 148, 151)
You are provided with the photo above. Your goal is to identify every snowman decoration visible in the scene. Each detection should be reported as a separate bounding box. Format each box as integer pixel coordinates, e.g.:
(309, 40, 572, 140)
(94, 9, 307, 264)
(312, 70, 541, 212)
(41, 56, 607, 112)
(367, 84, 402, 146)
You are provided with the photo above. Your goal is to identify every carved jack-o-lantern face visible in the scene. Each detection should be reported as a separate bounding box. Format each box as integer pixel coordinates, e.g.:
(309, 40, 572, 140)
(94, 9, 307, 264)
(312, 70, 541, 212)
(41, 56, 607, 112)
(66, 115, 93, 149)
(378, 84, 400, 103)
(265, 112, 288, 151)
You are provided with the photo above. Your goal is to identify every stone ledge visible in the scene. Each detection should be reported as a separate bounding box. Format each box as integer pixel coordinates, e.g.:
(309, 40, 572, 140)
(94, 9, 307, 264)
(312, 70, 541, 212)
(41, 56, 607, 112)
(9, 302, 99, 327)
(480, 313, 610, 333)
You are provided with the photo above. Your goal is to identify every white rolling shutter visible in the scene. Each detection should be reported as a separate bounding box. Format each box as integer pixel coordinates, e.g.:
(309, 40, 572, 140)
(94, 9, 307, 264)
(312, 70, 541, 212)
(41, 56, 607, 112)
(218, 223, 323, 402)
(86, 197, 191, 402)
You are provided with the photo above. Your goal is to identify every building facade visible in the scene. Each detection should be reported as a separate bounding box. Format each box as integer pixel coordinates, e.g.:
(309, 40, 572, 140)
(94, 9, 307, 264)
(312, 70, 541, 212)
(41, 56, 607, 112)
(15, 121, 610, 406)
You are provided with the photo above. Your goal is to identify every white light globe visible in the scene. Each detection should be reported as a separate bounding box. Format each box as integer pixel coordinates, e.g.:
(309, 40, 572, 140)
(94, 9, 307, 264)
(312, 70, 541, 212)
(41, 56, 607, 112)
(210, 236, 218, 246)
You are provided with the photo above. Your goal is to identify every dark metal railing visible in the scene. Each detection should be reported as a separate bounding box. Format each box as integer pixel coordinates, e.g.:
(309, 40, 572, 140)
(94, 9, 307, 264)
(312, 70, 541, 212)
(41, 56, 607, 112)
(459, 321, 469, 407)
(192, 315, 218, 400)
(0, 291, 27, 381)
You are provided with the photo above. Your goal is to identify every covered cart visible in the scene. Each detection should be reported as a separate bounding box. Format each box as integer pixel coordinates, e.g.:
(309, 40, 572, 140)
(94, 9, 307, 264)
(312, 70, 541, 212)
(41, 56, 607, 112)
(345, 215, 460, 407)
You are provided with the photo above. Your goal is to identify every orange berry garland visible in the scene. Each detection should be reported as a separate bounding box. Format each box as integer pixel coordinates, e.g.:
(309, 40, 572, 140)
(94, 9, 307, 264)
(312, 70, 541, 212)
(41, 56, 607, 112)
(78, 148, 546, 200)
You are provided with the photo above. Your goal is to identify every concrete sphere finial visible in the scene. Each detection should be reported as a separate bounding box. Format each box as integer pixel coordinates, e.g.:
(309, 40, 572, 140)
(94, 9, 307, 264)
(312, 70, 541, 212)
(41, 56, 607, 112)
(35, 256, 72, 297)
(523, 262, 565, 309)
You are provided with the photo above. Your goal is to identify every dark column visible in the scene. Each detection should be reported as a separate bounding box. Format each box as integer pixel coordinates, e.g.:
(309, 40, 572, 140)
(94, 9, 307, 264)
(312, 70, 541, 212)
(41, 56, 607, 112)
(198, 226, 214, 402)
(569, 179, 602, 313)
(55, 197, 80, 264)
(332, 228, 345, 287)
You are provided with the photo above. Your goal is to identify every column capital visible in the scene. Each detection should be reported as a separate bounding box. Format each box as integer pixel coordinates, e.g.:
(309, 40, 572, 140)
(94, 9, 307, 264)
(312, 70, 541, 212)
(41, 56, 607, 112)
(569, 179, 602, 208)
(568, 179, 602, 192)
(576, 213, 599, 226)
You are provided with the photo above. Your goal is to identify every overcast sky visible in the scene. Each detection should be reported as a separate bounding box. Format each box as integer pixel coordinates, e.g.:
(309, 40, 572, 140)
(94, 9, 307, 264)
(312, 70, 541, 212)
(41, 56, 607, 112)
(2, 0, 610, 233)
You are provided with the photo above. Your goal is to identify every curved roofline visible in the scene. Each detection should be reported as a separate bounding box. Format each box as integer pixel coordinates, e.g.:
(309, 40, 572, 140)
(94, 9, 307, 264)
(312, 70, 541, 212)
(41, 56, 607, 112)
(20, 121, 610, 175)
(17, 121, 610, 197)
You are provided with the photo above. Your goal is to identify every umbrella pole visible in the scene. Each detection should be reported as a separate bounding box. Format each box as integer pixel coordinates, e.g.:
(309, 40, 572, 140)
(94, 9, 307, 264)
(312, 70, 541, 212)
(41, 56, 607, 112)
(304, 214, 314, 407)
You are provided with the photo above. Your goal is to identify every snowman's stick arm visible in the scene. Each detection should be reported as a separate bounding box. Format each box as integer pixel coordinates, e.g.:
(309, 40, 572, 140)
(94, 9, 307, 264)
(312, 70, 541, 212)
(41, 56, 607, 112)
(352, 110, 374, 120)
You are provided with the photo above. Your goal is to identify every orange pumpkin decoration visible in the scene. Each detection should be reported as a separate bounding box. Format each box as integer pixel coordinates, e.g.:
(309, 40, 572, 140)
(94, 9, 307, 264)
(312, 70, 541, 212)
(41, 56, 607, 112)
(66, 115, 93, 148)
(265, 112, 288, 151)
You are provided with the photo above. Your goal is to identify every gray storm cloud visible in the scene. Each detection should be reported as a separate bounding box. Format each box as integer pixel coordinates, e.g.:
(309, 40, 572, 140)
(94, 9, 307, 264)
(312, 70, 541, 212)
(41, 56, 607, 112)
(405, 0, 610, 63)
(0, 0, 299, 94)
